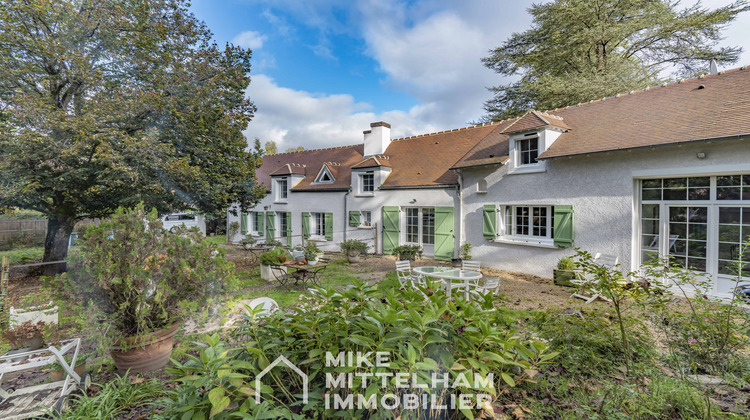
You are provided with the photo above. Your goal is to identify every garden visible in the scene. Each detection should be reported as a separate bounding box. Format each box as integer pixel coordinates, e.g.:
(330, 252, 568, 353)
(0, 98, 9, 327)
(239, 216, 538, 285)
(0, 206, 749, 419)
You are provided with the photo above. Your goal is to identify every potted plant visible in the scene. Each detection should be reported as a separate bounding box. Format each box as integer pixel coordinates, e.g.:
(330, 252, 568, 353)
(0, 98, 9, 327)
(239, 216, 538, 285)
(227, 221, 240, 244)
(393, 244, 421, 261)
(49, 353, 88, 381)
(240, 235, 257, 250)
(304, 241, 323, 265)
(453, 243, 473, 267)
(339, 239, 369, 263)
(52, 204, 231, 374)
(553, 256, 578, 287)
(259, 247, 290, 280)
(1, 321, 46, 350)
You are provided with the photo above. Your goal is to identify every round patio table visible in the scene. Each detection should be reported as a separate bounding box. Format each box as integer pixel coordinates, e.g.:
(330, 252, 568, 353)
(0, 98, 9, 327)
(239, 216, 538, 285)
(412, 266, 482, 299)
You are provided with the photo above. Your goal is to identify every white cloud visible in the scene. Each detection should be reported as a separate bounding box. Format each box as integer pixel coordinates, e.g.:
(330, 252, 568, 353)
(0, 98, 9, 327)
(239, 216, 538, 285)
(232, 30, 267, 50)
(244, 74, 439, 150)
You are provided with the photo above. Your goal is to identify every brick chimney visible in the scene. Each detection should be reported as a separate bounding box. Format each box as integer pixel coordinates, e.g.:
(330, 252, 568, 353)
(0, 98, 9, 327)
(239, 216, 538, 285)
(363, 121, 391, 156)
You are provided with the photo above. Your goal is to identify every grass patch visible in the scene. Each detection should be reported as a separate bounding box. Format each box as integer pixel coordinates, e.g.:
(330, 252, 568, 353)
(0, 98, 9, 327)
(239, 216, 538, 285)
(202, 235, 225, 246)
(54, 374, 166, 419)
(0, 246, 44, 264)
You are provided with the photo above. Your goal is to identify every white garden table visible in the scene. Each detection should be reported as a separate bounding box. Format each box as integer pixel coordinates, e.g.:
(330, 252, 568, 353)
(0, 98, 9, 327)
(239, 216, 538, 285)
(412, 266, 483, 300)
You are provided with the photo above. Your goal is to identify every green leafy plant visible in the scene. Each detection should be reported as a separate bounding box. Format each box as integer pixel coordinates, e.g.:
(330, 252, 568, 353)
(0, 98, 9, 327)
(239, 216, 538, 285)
(161, 281, 557, 419)
(49, 353, 88, 372)
(240, 235, 257, 246)
(227, 221, 240, 240)
(304, 241, 322, 260)
(259, 247, 290, 265)
(49, 204, 232, 339)
(460, 243, 473, 261)
(263, 239, 283, 248)
(556, 256, 575, 271)
(393, 244, 422, 261)
(338, 239, 369, 256)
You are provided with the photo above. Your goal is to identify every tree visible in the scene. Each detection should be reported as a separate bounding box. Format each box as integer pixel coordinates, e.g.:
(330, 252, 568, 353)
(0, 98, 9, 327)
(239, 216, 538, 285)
(264, 140, 278, 155)
(0, 0, 266, 271)
(482, 0, 750, 121)
(285, 146, 305, 153)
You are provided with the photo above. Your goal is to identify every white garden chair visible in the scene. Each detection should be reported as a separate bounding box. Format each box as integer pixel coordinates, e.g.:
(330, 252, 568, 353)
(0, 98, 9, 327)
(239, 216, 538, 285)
(571, 253, 618, 304)
(395, 261, 422, 288)
(462, 261, 481, 272)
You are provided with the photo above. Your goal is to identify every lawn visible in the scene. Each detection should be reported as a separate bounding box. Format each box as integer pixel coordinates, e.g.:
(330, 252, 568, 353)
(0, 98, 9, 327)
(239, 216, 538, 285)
(1, 241, 749, 419)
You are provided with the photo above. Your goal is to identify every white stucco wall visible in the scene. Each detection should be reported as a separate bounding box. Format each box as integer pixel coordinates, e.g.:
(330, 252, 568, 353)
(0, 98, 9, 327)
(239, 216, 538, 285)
(460, 138, 750, 287)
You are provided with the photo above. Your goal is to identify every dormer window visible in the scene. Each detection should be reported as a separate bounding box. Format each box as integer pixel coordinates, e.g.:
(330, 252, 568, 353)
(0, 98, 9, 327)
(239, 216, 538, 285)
(362, 173, 374, 193)
(517, 135, 539, 165)
(314, 166, 335, 184)
(275, 178, 288, 202)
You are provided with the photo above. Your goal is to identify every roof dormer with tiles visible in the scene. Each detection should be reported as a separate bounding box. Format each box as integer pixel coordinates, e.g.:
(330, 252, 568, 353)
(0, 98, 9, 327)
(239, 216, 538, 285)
(503, 110, 570, 174)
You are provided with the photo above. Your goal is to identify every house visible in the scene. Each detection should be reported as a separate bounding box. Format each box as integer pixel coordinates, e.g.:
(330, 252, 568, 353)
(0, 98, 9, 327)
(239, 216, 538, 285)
(452, 66, 750, 297)
(228, 121, 503, 259)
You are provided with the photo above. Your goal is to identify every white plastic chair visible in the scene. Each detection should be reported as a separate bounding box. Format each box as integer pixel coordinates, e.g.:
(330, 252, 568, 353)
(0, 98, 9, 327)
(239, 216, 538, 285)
(396, 261, 422, 288)
(571, 253, 618, 303)
(462, 261, 481, 272)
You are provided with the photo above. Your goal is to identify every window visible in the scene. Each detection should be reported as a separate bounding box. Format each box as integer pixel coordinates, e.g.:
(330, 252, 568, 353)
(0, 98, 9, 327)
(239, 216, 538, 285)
(278, 213, 288, 239)
(503, 206, 552, 238)
(253, 212, 262, 233)
(406, 208, 419, 243)
(422, 208, 435, 245)
(477, 179, 487, 193)
(361, 173, 374, 193)
(517, 137, 539, 165)
(360, 211, 371, 227)
(640, 175, 750, 284)
(276, 178, 288, 201)
(313, 212, 325, 237)
(314, 167, 334, 184)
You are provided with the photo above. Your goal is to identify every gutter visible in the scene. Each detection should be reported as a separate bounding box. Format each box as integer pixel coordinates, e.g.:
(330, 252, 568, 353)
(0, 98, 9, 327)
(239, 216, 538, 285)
(538, 133, 750, 161)
(378, 184, 455, 190)
(455, 169, 463, 260)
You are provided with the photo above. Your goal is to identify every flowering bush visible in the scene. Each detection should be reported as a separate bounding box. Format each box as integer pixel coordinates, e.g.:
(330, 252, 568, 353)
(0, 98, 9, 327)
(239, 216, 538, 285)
(52, 204, 233, 338)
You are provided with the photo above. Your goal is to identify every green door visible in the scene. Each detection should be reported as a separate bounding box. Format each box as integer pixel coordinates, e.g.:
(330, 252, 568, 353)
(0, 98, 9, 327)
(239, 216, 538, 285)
(266, 212, 275, 241)
(240, 212, 248, 234)
(382, 206, 400, 254)
(434, 207, 454, 261)
(286, 212, 292, 247)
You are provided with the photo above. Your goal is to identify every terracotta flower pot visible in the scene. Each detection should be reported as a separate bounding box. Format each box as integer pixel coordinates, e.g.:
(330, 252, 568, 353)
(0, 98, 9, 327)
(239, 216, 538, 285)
(110, 323, 180, 375)
(50, 364, 86, 382)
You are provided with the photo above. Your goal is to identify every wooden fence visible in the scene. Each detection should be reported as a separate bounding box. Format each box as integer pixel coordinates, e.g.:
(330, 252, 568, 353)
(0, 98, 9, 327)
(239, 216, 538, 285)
(0, 219, 99, 248)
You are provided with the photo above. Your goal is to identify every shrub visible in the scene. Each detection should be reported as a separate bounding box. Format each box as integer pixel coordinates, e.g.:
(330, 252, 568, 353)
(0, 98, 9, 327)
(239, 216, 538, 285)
(460, 243, 472, 261)
(240, 235, 256, 246)
(393, 244, 422, 260)
(259, 247, 290, 265)
(556, 256, 575, 271)
(160, 281, 557, 419)
(339, 239, 369, 256)
(227, 221, 240, 239)
(50, 204, 232, 338)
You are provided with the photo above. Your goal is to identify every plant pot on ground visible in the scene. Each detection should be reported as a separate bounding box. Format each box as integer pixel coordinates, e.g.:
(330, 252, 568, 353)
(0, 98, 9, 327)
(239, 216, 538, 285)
(553, 256, 577, 287)
(304, 241, 322, 265)
(1, 321, 46, 350)
(339, 239, 369, 263)
(451, 258, 462, 267)
(259, 247, 291, 281)
(49, 354, 88, 381)
(49, 204, 231, 374)
(393, 244, 422, 261)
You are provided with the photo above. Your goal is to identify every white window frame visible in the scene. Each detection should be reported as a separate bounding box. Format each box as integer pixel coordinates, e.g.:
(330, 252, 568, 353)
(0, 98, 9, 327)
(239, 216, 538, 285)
(508, 132, 548, 175)
(360, 210, 372, 227)
(517, 137, 539, 166)
(403, 207, 435, 246)
(495, 205, 555, 248)
(359, 172, 375, 195)
(313, 166, 335, 184)
(277, 212, 288, 240)
(311, 212, 326, 239)
(275, 177, 288, 202)
(252, 212, 262, 235)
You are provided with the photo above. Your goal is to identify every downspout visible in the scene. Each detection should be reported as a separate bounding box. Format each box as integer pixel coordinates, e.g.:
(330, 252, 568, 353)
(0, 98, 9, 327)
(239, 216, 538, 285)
(343, 187, 351, 242)
(456, 169, 463, 259)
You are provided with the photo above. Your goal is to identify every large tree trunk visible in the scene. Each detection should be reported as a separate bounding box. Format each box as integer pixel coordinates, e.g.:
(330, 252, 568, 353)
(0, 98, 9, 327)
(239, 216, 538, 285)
(40, 214, 75, 276)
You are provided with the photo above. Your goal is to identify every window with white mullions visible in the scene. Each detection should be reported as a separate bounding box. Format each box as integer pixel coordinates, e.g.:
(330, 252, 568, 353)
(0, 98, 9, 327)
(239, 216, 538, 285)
(422, 208, 434, 245)
(718, 207, 750, 277)
(313, 212, 325, 236)
(361, 173, 374, 193)
(253, 212, 262, 233)
(406, 208, 419, 243)
(278, 213, 288, 239)
(668, 206, 708, 272)
(517, 137, 539, 165)
(360, 211, 371, 227)
(717, 175, 750, 200)
(508, 206, 551, 238)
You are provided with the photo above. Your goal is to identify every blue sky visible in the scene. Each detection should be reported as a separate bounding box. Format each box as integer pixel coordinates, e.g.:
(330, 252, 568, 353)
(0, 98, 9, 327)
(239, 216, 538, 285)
(189, 0, 750, 151)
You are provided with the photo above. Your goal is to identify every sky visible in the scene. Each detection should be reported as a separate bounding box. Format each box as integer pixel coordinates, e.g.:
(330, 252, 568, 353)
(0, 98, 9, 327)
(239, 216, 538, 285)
(189, 0, 750, 152)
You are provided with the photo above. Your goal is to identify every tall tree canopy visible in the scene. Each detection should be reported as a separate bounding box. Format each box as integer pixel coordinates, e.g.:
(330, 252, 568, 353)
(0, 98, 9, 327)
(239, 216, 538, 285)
(0, 0, 265, 268)
(482, 0, 750, 120)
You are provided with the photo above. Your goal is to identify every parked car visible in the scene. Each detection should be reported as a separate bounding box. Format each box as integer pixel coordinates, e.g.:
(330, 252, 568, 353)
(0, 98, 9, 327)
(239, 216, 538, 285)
(160, 213, 206, 236)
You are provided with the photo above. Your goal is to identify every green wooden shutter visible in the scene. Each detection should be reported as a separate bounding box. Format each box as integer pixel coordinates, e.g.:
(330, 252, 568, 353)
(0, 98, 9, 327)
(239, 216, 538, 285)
(266, 212, 275, 241)
(382, 206, 399, 254)
(483, 204, 497, 239)
(434, 207, 455, 261)
(302, 212, 310, 239)
(324, 213, 333, 241)
(349, 211, 360, 227)
(286, 212, 292, 247)
(553, 205, 574, 247)
(240, 212, 248, 234)
(256, 212, 264, 234)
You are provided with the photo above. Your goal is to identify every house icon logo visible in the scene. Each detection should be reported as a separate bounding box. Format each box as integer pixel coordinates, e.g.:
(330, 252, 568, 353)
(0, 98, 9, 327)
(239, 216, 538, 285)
(255, 355, 309, 404)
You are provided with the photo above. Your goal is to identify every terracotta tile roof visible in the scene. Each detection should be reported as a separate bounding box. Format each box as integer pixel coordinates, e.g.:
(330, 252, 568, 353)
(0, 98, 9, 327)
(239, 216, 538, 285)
(452, 66, 750, 166)
(381, 124, 505, 188)
(541, 67, 750, 158)
(450, 119, 518, 169)
(352, 155, 392, 169)
(256, 145, 364, 191)
(269, 163, 306, 176)
(502, 110, 570, 134)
